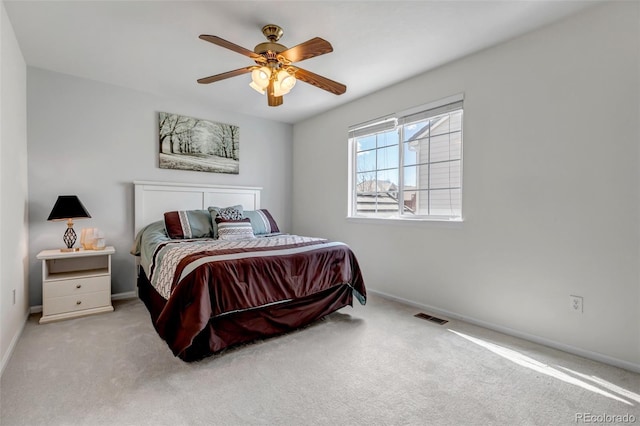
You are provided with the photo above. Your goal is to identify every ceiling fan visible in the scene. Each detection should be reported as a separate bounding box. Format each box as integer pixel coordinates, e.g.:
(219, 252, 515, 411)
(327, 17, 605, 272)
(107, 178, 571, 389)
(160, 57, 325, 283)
(197, 24, 347, 107)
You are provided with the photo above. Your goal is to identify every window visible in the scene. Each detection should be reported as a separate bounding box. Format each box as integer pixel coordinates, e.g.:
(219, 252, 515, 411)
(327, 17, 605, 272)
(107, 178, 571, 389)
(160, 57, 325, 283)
(349, 95, 463, 220)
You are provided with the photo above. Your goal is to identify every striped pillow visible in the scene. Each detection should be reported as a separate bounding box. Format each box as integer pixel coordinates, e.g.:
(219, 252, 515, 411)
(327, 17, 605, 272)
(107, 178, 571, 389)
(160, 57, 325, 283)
(215, 218, 256, 241)
(164, 210, 212, 239)
(242, 209, 280, 235)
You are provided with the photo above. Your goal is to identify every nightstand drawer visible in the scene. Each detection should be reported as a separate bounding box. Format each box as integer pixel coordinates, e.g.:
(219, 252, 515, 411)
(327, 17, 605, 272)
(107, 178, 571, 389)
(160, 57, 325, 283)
(43, 290, 111, 316)
(43, 275, 110, 299)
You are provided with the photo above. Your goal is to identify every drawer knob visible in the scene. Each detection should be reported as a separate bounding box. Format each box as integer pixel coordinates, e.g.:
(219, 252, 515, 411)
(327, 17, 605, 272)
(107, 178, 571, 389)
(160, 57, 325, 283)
(76, 284, 82, 289)
(76, 300, 82, 305)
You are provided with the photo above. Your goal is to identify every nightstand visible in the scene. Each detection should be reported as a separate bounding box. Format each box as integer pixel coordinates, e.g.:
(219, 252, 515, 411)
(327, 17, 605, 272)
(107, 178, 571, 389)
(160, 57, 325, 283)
(37, 247, 115, 324)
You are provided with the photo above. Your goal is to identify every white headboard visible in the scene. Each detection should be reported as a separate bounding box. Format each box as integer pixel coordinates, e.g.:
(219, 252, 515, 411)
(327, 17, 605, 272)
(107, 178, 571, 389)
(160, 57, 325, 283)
(133, 181, 262, 235)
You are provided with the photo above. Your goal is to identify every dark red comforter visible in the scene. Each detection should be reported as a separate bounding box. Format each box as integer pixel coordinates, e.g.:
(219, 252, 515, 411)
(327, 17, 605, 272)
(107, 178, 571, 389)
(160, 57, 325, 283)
(149, 238, 366, 358)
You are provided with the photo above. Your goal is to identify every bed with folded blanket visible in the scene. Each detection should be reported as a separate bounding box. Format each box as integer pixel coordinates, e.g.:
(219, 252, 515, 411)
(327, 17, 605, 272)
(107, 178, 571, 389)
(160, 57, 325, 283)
(131, 181, 366, 361)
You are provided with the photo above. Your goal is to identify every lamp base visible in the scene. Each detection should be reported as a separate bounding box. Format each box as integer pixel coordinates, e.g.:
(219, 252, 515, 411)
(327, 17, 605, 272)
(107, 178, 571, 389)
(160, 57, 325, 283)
(62, 221, 77, 252)
(59, 247, 80, 253)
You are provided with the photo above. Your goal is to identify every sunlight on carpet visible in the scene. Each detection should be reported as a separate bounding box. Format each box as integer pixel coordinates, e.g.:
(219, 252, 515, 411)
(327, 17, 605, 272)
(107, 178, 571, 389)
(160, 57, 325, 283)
(449, 329, 637, 406)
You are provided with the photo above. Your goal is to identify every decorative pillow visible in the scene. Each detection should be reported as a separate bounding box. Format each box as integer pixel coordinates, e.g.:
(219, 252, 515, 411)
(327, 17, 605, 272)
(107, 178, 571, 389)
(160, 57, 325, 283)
(164, 210, 213, 239)
(242, 209, 281, 235)
(208, 205, 244, 238)
(213, 206, 243, 220)
(215, 218, 256, 241)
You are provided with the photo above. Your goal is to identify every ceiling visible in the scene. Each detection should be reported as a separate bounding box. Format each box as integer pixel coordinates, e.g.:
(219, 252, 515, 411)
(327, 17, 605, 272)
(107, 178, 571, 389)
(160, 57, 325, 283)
(4, 1, 596, 124)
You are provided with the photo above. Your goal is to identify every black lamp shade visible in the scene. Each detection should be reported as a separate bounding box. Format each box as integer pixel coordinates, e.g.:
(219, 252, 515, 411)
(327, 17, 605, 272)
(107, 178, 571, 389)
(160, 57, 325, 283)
(47, 195, 91, 221)
(47, 196, 91, 251)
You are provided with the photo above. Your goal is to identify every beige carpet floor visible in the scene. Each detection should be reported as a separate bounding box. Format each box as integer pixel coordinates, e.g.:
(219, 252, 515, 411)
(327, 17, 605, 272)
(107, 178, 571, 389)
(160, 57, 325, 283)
(1, 294, 639, 426)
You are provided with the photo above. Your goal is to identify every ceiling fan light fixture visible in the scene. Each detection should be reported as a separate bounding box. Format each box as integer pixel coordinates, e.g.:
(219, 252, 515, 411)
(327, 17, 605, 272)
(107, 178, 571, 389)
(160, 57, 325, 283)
(273, 69, 296, 97)
(249, 81, 266, 95)
(250, 66, 271, 90)
(198, 25, 346, 106)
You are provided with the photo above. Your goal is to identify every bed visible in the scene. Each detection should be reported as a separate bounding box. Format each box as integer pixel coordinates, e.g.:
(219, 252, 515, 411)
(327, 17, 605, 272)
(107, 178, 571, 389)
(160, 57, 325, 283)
(132, 181, 366, 361)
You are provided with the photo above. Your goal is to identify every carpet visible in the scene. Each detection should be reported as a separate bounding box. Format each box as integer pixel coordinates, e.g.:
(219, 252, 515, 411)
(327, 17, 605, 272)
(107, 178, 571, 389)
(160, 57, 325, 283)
(1, 295, 638, 425)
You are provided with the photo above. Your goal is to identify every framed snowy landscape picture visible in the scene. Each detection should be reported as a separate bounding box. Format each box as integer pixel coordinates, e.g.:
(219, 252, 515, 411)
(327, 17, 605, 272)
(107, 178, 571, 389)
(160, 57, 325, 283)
(158, 112, 239, 174)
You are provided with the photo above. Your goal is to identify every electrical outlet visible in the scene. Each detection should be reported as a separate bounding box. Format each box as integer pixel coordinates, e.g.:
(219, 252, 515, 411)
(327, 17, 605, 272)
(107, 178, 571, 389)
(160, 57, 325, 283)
(569, 295, 583, 313)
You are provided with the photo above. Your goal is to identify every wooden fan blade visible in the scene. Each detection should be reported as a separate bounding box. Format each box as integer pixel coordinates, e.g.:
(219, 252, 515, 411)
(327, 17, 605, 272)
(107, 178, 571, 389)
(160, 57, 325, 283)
(267, 80, 284, 107)
(279, 37, 333, 63)
(199, 35, 264, 62)
(294, 67, 346, 95)
(197, 66, 253, 84)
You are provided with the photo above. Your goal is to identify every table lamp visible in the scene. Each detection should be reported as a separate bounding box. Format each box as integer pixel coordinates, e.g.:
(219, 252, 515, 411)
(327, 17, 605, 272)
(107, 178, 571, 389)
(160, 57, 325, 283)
(47, 195, 91, 252)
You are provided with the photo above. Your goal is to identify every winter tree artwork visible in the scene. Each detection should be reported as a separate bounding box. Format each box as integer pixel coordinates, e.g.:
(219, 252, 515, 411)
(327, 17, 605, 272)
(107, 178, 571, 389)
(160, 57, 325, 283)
(158, 112, 239, 174)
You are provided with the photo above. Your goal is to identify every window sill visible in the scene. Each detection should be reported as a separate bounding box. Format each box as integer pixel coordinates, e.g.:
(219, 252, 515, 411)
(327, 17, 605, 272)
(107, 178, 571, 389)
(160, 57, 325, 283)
(346, 215, 464, 227)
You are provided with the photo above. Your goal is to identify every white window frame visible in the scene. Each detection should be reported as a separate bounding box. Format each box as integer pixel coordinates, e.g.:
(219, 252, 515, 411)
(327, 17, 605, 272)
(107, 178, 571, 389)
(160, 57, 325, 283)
(348, 94, 464, 222)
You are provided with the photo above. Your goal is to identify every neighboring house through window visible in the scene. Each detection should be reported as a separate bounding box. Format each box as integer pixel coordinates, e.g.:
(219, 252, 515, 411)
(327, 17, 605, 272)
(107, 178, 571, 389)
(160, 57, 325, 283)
(349, 94, 463, 221)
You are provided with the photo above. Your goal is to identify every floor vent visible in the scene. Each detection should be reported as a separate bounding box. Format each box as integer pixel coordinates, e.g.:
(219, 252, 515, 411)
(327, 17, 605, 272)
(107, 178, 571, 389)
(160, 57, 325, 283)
(414, 313, 449, 325)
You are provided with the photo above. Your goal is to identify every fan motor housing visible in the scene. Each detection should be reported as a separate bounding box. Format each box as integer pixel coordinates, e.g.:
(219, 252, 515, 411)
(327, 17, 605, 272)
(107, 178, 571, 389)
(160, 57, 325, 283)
(254, 42, 287, 56)
(255, 24, 287, 58)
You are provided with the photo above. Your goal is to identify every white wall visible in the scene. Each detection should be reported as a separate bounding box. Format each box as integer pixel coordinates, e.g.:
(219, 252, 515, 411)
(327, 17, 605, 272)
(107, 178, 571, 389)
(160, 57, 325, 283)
(27, 68, 293, 306)
(292, 2, 640, 368)
(0, 1, 29, 374)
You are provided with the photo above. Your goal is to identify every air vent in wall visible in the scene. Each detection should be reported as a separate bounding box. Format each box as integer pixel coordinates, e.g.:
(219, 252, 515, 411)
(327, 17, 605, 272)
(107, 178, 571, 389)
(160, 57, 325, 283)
(414, 313, 449, 325)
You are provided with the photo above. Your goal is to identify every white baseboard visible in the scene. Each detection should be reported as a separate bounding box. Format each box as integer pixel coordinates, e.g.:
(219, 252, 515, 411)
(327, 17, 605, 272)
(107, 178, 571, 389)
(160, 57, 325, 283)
(1, 309, 30, 378)
(369, 289, 640, 374)
(29, 291, 138, 314)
